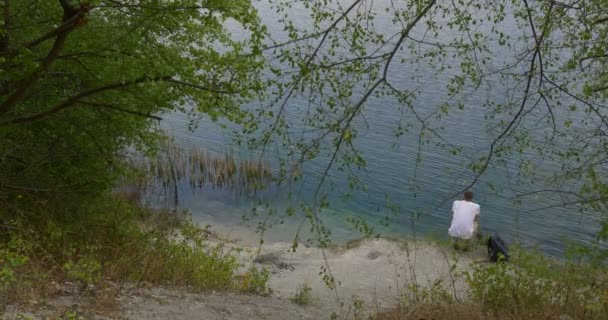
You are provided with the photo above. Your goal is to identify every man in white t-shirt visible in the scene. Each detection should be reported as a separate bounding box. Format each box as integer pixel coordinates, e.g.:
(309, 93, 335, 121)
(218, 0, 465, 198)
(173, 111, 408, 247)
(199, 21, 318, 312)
(448, 190, 480, 251)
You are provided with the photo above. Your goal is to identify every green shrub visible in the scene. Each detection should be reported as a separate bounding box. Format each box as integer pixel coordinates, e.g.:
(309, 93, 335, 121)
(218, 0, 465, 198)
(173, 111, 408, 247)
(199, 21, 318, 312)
(0, 197, 271, 300)
(465, 247, 607, 319)
(138, 237, 241, 290)
(290, 283, 313, 305)
(0, 237, 29, 288)
(237, 266, 272, 296)
(60, 310, 86, 320)
(62, 255, 102, 287)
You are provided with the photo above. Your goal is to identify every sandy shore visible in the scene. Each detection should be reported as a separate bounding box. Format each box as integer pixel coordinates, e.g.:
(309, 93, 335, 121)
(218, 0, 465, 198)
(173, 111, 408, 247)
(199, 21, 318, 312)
(121, 235, 479, 320)
(2, 221, 485, 319)
(244, 237, 479, 310)
(190, 219, 484, 315)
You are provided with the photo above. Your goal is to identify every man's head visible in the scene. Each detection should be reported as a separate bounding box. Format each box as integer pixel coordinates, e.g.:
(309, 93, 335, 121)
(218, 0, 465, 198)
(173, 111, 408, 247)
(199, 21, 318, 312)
(463, 190, 474, 201)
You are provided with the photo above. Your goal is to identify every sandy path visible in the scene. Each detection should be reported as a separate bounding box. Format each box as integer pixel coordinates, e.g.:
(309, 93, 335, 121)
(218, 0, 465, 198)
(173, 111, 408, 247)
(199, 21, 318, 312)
(121, 289, 333, 320)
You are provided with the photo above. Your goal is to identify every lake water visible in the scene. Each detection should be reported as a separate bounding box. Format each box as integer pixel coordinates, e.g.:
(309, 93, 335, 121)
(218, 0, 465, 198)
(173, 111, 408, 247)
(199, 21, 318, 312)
(158, 1, 603, 256)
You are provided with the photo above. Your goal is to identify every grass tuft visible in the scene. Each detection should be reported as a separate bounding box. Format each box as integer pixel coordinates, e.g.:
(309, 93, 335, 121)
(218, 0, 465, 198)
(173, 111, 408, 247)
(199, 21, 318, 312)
(290, 283, 313, 305)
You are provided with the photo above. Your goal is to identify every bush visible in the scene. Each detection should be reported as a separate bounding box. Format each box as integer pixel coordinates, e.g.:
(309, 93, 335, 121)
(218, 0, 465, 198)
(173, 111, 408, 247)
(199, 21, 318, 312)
(237, 266, 272, 296)
(377, 244, 607, 320)
(465, 247, 607, 320)
(290, 283, 313, 305)
(136, 236, 241, 290)
(62, 255, 102, 288)
(0, 196, 270, 301)
(0, 237, 29, 288)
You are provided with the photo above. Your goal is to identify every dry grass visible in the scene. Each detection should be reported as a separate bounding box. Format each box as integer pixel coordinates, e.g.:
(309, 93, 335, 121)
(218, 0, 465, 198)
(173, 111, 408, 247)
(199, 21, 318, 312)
(377, 303, 497, 320)
(136, 137, 272, 196)
(376, 301, 605, 320)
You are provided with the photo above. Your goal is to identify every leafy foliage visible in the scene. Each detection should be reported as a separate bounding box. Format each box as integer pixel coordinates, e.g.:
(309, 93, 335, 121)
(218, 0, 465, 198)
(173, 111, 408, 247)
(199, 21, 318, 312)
(0, 0, 265, 220)
(0, 0, 269, 299)
(0, 197, 271, 300)
(465, 247, 608, 319)
(0, 237, 29, 288)
(237, 265, 272, 296)
(290, 283, 313, 305)
(232, 0, 608, 252)
(1, 1, 608, 313)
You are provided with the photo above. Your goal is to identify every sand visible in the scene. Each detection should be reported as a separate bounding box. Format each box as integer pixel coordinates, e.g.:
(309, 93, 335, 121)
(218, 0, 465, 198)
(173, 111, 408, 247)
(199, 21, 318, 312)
(2, 223, 484, 319)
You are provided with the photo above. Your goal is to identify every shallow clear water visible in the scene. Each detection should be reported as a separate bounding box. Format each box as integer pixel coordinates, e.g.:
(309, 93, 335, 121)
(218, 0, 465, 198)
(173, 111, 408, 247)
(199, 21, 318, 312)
(158, 1, 603, 256)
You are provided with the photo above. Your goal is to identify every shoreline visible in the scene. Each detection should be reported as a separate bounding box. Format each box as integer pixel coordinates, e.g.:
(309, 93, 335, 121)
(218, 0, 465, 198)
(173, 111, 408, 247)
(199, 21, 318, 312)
(3, 219, 483, 320)
(6, 213, 602, 320)
(198, 218, 484, 311)
(190, 210, 457, 249)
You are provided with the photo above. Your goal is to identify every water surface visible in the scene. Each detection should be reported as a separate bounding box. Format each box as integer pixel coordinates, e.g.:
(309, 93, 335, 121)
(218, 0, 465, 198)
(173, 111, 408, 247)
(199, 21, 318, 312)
(159, 1, 602, 256)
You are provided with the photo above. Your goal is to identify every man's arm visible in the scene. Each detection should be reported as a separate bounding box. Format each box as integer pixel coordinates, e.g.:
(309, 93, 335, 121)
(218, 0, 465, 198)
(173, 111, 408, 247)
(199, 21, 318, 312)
(450, 201, 457, 225)
(473, 206, 480, 237)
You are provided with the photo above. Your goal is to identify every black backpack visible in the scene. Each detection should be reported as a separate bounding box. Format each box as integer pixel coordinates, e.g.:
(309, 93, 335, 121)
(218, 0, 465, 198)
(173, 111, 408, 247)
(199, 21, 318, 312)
(487, 236, 509, 262)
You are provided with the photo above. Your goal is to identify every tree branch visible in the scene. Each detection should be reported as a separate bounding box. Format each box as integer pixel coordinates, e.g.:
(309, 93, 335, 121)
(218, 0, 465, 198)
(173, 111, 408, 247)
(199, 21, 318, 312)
(513, 188, 581, 199)
(0, 0, 9, 54)
(383, 0, 437, 81)
(262, 0, 365, 150)
(593, 17, 608, 25)
(310, 0, 437, 199)
(100, 0, 210, 11)
(524, 197, 608, 213)
(262, 1, 363, 52)
(0, 2, 90, 117)
(543, 75, 608, 129)
(8, 77, 162, 123)
(592, 85, 608, 93)
(311, 0, 438, 207)
(163, 78, 239, 94)
(579, 54, 608, 67)
(2, 75, 239, 124)
(3, 76, 166, 124)
(79, 101, 162, 120)
(439, 0, 541, 206)
(23, 4, 90, 50)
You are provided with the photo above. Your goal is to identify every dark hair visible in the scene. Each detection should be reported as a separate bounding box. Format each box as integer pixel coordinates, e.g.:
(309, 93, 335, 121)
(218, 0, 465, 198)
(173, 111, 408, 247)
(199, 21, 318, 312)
(464, 190, 474, 201)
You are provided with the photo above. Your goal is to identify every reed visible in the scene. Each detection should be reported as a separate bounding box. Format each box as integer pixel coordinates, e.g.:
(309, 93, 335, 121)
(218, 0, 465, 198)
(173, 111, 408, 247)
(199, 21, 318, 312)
(128, 136, 272, 205)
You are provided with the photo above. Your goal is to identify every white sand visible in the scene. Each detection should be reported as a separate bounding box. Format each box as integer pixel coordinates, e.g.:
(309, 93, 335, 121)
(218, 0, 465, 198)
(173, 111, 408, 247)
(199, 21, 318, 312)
(245, 238, 477, 310)
(2, 222, 484, 319)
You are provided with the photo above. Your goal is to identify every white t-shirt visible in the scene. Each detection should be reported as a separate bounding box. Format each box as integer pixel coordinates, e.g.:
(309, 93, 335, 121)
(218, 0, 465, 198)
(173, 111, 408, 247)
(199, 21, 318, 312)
(448, 200, 480, 239)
